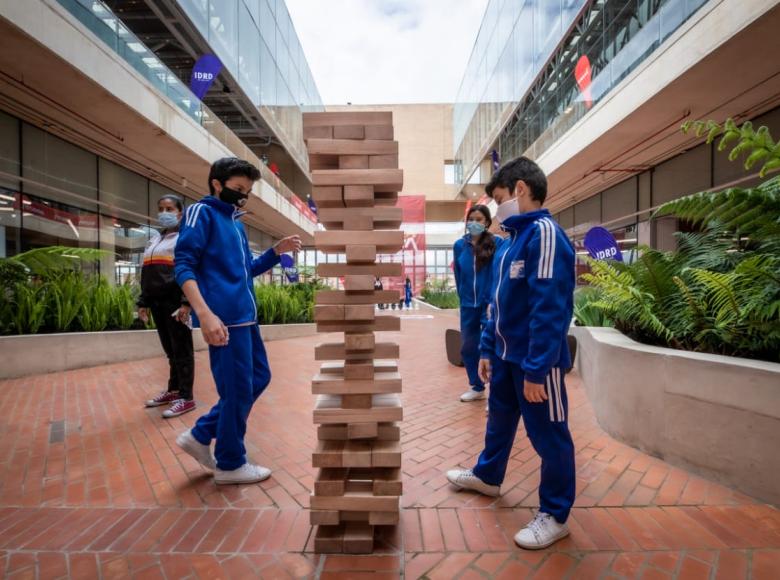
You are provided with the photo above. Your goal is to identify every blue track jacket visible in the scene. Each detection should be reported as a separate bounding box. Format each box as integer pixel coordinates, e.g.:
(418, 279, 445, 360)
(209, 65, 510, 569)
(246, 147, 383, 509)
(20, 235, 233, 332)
(453, 234, 498, 307)
(174, 195, 281, 327)
(479, 209, 575, 385)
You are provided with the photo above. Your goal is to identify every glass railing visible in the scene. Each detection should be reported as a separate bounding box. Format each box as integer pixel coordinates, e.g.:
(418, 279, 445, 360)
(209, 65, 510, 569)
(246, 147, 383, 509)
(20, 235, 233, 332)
(55, 0, 314, 231)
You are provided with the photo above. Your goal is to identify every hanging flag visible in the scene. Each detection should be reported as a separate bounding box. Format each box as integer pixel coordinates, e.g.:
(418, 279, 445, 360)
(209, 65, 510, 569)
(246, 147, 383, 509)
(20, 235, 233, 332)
(583, 227, 623, 262)
(279, 254, 300, 283)
(575, 55, 593, 109)
(307, 194, 318, 216)
(491, 149, 500, 172)
(190, 55, 222, 100)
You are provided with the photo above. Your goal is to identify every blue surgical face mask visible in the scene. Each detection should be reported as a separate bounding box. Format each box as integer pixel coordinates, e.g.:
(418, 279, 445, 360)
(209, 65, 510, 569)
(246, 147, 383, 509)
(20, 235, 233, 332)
(158, 211, 179, 228)
(466, 221, 486, 236)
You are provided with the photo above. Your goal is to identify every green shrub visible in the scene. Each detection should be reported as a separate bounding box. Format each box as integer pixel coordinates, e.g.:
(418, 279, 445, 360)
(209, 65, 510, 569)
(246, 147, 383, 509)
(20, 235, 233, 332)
(47, 271, 89, 332)
(573, 287, 611, 327)
(421, 283, 460, 309)
(110, 282, 137, 330)
(254, 280, 324, 325)
(11, 282, 48, 334)
(78, 276, 113, 332)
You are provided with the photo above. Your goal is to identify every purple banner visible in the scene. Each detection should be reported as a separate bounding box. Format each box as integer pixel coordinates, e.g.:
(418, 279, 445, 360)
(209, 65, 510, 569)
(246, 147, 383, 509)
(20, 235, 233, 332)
(190, 55, 222, 100)
(279, 254, 299, 283)
(491, 149, 500, 172)
(583, 227, 623, 262)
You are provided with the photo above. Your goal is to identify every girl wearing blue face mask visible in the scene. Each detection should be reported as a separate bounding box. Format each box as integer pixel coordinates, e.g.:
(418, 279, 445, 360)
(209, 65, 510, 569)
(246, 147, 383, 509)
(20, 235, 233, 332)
(139, 195, 196, 418)
(453, 204, 497, 402)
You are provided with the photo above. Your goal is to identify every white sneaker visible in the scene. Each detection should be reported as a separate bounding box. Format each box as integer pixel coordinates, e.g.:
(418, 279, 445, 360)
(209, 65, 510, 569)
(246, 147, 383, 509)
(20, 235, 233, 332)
(176, 429, 216, 471)
(446, 468, 500, 497)
(214, 463, 271, 485)
(460, 389, 486, 402)
(514, 512, 570, 550)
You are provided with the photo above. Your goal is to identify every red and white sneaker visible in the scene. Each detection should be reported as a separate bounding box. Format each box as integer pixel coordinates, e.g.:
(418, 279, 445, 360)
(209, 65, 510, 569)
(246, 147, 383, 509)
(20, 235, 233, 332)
(163, 399, 196, 418)
(145, 391, 179, 407)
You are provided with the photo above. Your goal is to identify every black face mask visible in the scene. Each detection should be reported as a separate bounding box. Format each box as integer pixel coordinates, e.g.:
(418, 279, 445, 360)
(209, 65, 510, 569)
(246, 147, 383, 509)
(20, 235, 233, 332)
(218, 186, 248, 208)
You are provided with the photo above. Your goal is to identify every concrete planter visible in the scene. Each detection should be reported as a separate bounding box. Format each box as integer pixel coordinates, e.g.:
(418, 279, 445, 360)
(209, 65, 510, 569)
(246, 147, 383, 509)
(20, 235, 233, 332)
(571, 326, 780, 505)
(0, 323, 316, 380)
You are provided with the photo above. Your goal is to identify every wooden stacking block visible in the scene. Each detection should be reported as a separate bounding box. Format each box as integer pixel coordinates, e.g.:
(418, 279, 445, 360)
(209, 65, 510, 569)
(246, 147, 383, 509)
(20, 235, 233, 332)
(306, 110, 402, 554)
(306, 138, 398, 156)
(312, 169, 403, 191)
(364, 124, 394, 140)
(314, 231, 403, 253)
(315, 342, 400, 361)
(369, 155, 399, 169)
(339, 155, 369, 169)
(333, 125, 365, 139)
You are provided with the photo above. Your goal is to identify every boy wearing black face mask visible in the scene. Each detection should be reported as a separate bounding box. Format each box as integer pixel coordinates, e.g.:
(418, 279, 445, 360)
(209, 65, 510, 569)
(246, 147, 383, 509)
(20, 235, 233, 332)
(173, 157, 302, 485)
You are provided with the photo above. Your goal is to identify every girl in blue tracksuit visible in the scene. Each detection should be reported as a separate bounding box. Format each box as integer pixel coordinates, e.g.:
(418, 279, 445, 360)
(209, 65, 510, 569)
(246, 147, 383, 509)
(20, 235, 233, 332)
(447, 157, 576, 551)
(453, 204, 497, 402)
(173, 157, 301, 486)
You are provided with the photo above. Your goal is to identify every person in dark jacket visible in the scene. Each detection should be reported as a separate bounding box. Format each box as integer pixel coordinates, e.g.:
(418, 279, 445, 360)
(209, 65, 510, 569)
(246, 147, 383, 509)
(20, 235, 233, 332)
(140, 195, 196, 418)
(453, 204, 497, 402)
(404, 277, 413, 309)
(447, 156, 576, 550)
(173, 157, 301, 485)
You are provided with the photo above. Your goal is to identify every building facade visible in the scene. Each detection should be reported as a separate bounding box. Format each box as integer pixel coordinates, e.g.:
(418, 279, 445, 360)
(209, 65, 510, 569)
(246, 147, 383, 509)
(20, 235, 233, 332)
(453, 0, 780, 258)
(0, 0, 322, 283)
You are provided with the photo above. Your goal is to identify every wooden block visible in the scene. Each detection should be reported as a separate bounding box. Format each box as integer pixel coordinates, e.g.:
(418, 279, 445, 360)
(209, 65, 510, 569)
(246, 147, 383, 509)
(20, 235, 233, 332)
(318, 361, 397, 374)
(343, 275, 375, 292)
(372, 440, 402, 468)
(310, 491, 399, 512)
(372, 468, 402, 496)
(310, 510, 340, 525)
(345, 305, 375, 321)
(343, 522, 374, 554)
(313, 394, 403, 424)
(343, 440, 372, 467)
(314, 305, 345, 322)
(343, 185, 374, 208)
(313, 440, 345, 468)
(313, 524, 344, 553)
(316, 316, 401, 333)
(311, 186, 343, 208)
(311, 373, 401, 396)
(303, 125, 333, 139)
(369, 511, 399, 526)
(315, 230, 403, 253)
(315, 342, 400, 360)
(374, 191, 399, 203)
(339, 155, 369, 169)
(333, 125, 365, 139)
(307, 138, 398, 156)
(318, 207, 403, 230)
(314, 468, 347, 496)
(318, 423, 401, 441)
(317, 263, 402, 278)
(312, 169, 403, 190)
(346, 245, 376, 263)
(309, 154, 338, 170)
(344, 361, 374, 380)
(316, 290, 400, 305)
(369, 154, 399, 169)
(364, 124, 394, 140)
(342, 394, 373, 409)
(303, 111, 392, 127)
(345, 333, 375, 351)
(348, 423, 378, 439)
(343, 215, 373, 230)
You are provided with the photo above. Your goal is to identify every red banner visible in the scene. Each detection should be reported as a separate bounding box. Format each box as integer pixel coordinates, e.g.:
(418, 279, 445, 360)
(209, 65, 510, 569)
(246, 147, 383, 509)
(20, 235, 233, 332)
(289, 194, 318, 223)
(380, 195, 426, 298)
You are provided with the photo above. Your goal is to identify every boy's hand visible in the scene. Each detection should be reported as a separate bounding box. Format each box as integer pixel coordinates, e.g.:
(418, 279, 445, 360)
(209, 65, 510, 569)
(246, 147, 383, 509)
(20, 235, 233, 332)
(137, 307, 149, 324)
(478, 358, 491, 383)
(524, 379, 548, 403)
(274, 235, 302, 255)
(200, 311, 229, 346)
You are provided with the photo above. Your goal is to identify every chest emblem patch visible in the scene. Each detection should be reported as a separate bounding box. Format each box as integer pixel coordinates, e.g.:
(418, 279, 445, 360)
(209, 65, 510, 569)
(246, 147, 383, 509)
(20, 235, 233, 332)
(510, 260, 525, 279)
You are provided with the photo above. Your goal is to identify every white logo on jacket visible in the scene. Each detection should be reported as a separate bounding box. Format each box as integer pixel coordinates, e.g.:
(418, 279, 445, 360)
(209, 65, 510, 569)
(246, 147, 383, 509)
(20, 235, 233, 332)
(510, 260, 525, 279)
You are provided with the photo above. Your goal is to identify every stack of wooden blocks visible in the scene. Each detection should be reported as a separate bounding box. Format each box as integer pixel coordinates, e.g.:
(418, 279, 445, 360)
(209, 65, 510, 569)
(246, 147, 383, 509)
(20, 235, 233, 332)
(301, 111, 404, 554)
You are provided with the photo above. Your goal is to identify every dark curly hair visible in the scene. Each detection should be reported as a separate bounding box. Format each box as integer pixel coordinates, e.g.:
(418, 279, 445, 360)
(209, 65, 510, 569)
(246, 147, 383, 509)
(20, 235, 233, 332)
(207, 157, 261, 195)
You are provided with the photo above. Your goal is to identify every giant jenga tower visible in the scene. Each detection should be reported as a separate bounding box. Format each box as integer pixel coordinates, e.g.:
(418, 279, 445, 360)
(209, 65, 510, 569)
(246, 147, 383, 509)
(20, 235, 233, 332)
(302, 111, 404, 554)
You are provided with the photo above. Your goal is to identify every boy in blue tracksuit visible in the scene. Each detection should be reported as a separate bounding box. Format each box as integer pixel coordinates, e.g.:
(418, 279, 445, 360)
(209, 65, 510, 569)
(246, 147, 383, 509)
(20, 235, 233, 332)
(447, 156, 576, 550)
(173, 157, 301, 485)
(453, 204, 498, 402)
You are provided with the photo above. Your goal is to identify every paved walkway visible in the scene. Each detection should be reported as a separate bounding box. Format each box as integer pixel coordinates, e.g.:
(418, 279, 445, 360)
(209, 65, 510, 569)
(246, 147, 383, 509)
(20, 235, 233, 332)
(0, 312, 779, 579)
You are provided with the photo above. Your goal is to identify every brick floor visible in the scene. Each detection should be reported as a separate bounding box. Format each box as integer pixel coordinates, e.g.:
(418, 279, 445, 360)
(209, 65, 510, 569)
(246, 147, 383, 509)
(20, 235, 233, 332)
(0, 311, 778, 578)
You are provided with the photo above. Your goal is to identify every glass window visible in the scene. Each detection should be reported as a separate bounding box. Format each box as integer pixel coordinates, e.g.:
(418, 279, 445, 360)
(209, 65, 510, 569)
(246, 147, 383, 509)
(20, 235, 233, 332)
(238, 0, 261, 105)
(0, 111, 20, 191)
(98, 159, 148, 220)
(99, 213, 149, 285)
(179, 0, 209, 37)
(259, 0, 276, 58)
(20, 194, 99, 254)
(209, 0, 238, 76)
(149, 182, 183, 220)
(0, 187, 20, 257)
(444, 162, 456, 185)
(260, 39, 277, 106)
(22, 124, 98, 211)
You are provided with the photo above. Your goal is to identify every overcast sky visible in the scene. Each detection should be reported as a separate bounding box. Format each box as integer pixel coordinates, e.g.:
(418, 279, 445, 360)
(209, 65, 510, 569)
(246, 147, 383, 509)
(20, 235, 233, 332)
(286, 0, 489, 105)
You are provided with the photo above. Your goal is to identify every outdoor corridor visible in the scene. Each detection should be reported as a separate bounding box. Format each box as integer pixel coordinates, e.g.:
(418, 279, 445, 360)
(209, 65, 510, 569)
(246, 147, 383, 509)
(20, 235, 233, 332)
(0, 312, 778, 579)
